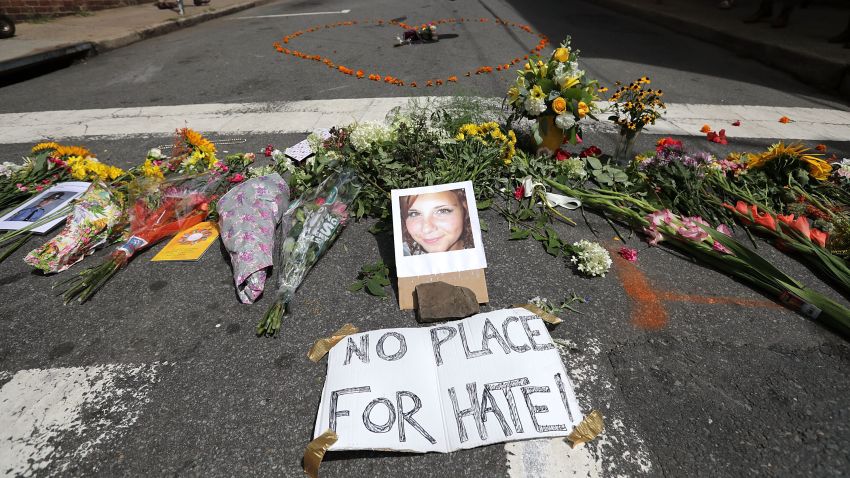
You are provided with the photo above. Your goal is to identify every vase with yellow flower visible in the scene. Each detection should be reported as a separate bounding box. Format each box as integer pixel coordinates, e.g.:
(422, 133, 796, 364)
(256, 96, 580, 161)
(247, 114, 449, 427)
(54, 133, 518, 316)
(607, 77, 665, 165)
(506, 37, 600, 155)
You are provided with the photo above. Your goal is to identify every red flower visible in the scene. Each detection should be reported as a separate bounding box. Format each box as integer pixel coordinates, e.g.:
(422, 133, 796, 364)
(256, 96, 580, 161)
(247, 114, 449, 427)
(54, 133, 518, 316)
(655, 137, 682, 153)
(579, 145, 602, 158)
(752, 208, 777, 231)
(618, 247, 638, 262)
(810, 228, 828, 247)
(707, 129, 727, 145)
(315, 197, 326, 206)
(228, 173, 245, 183)
(514, 185, 525, 200)
(555, 149, 570, 161)
(264, 144, 274, 157)
(815, 144, 827, 152)
(790, 216, 811, 238)
(731, 120, 741, 126)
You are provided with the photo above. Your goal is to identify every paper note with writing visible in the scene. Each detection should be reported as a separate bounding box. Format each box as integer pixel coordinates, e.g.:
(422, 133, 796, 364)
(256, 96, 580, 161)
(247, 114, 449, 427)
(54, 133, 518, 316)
(286, 129, 331, 162)
(151, 221, 219, 262)
(313, 308, 583, 453)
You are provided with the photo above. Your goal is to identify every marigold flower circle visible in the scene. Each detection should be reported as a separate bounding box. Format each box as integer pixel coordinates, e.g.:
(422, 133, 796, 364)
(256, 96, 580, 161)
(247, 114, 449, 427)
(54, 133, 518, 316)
(273, 18, 548, 88)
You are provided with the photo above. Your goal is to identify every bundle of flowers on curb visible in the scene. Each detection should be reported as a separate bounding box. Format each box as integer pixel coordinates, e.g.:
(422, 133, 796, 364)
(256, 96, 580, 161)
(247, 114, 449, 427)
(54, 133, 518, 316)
(58, 174, 217, 303)
(455, 122, 517, 165)
(258, 169, 361, 337)
(396, 22, 438, 45)
(24, 182, 125, 273)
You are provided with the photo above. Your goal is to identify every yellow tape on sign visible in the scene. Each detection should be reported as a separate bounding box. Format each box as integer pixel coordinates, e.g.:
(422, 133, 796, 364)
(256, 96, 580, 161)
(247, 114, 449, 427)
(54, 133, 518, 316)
(303, 429, 338, 478)
(307, 323, 359, 362)
(513, 303, 563, 325)
(568, 410, 604, 448)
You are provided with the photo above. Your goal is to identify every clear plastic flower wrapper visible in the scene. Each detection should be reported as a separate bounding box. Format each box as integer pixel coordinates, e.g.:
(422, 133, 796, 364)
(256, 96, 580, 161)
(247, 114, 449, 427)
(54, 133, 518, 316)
(58, 173, 220, 304)
(258, 169, 361, 336)
(217, 173, 289, 304)
(24, 181, 125, 273)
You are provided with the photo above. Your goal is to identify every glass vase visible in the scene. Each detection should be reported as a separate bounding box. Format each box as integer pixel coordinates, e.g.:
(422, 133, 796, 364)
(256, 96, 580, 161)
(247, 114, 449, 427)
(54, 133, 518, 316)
(612, 128, 639, 166)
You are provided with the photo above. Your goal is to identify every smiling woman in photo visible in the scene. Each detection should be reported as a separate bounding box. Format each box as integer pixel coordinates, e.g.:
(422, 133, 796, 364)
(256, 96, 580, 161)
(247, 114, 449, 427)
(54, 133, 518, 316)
(400, 189, 474, 255)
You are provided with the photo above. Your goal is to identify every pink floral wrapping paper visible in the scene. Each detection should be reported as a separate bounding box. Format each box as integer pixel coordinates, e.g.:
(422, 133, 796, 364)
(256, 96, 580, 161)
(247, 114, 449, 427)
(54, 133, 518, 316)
(25, 182, 124, 273)
(217, 173, 289, 304)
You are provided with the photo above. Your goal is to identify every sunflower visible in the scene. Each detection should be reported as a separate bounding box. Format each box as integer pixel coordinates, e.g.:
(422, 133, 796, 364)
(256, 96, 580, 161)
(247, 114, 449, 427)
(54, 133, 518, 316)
(31, 142, 60, 153)
(747, 142, 831, 180)
(182, 128, 216, 157)
(54, 145, 94, 159)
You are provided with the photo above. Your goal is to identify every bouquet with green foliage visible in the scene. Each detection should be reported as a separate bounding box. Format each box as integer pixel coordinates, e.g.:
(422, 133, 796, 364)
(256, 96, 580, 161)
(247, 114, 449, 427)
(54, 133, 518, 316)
(258, 169, 361, 336)
(506, 37, 600, 144)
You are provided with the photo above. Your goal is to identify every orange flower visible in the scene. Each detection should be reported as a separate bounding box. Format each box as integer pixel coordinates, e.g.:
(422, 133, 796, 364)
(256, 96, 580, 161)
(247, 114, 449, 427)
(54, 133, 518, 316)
(448, 76, 458, 82)
(810, 228, 828, 248)
(752, 209, 777, 232)
(410, 82, 417, 87)
(356, 70, 364, 78)
(436, 79, 443, 85)
(779, 116, 791, 123)
(700, 124, 712, 133)
(790, 216, 811, 238)
(777, 213, 795, 226)
(815, 144, 827, 152)
(426, 80, 433, 87)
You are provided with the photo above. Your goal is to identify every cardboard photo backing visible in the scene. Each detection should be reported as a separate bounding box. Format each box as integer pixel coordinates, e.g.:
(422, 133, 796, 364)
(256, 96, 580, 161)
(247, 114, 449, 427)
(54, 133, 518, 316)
(397, 269, 488, 310)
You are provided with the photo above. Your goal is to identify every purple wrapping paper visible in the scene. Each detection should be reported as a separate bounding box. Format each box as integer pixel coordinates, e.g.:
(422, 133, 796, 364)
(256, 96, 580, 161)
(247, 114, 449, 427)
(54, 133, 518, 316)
(217, 173, 289, 303)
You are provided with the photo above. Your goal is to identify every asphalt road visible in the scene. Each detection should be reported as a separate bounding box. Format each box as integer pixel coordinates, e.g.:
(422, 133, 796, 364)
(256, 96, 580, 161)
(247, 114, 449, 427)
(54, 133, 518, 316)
(1, 0, 850, 477)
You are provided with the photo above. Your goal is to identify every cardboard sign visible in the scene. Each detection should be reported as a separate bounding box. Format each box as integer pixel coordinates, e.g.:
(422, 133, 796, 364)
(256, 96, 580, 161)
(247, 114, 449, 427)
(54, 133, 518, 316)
(151, 221, 219, 262)
(313, 308, 583, 452)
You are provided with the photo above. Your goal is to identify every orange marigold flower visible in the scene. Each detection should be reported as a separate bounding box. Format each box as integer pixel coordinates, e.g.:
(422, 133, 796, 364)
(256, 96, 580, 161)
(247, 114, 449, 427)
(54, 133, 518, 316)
(356, 70, 364, 78)
(436, 79, 443, 85)
(700, 124, 712, 133)
(779, 116, 792, 123)
(426, 80, 433, 86)
(448, 76, 458, 82)
(815, 144, 827, 152)
(410, 82, 417, 87)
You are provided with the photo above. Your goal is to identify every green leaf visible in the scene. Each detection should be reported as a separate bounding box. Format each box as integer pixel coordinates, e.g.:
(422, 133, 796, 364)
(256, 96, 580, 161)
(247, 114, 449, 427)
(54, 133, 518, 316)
(586, 157, 603, 170)
(479, 219, 489, 232)
(477, 199, 492, 210)
(366, 278, 387, 297)
(510, 228, 530, 240)
(348, 282, 364, 292)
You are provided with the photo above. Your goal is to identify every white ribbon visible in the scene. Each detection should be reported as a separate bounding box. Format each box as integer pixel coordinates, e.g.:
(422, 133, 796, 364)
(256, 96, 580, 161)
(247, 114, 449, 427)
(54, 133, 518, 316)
(521, 176, 582, 210)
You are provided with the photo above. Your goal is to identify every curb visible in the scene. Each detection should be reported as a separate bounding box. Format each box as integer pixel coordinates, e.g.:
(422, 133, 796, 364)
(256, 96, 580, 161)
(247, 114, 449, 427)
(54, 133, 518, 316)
(0, 0, 278, 77)
(586, 0, 850, 101)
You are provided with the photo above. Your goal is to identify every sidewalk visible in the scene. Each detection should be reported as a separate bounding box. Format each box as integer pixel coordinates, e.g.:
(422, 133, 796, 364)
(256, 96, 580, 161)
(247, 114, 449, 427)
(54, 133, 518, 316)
(589, 0, 850, 100)
(0, 0, 277, 76)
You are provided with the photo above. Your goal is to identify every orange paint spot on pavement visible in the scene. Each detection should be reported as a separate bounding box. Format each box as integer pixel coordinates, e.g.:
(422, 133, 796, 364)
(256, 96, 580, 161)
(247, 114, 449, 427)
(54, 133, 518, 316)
(611, 251, 668, 330)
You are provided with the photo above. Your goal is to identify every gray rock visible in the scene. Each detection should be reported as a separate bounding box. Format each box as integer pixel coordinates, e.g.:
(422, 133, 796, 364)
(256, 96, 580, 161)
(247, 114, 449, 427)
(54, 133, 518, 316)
(415, 281, 480, 323)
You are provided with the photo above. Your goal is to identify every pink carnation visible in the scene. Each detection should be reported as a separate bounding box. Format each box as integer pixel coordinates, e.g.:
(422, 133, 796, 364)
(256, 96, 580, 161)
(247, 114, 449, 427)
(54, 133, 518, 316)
(618, 247, 638, 262)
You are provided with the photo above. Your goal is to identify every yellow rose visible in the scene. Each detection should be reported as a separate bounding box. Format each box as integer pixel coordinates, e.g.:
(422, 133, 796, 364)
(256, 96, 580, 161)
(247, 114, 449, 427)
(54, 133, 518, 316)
(524, 63, 531, 70)
(552, 97, 567, 115)
(577, 101, 590, 118)
(553, 47, 570, 62)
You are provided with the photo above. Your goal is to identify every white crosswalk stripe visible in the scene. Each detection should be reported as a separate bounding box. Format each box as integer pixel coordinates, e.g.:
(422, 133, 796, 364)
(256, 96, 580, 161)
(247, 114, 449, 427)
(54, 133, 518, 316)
(1, 97, 848, 144)
(0, 363, 167, 477)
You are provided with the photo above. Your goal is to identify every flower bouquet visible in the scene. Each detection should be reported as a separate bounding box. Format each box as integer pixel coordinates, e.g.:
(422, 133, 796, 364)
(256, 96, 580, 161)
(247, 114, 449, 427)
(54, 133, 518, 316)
(24, 181, 125, 273)
(218, 173, 290, 304)
(607, 76, 665, 164)
(506, 37, 600, 151)
(396, 22, 438, 45)
(58, 174, 215, 303)
(257, 169, 361, 336)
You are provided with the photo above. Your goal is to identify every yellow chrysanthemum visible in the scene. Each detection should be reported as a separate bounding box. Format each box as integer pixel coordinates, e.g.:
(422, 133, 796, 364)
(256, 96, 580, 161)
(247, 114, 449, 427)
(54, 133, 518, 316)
(141, 159, 164, 179)
(54, 145, 94, 159)
(32, 142, 60, 153)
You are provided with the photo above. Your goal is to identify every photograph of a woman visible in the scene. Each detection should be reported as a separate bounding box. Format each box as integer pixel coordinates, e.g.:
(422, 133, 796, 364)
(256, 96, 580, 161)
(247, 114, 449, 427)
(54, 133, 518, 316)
(400, 189, 474, 256)
(391, 181, 487, 278)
